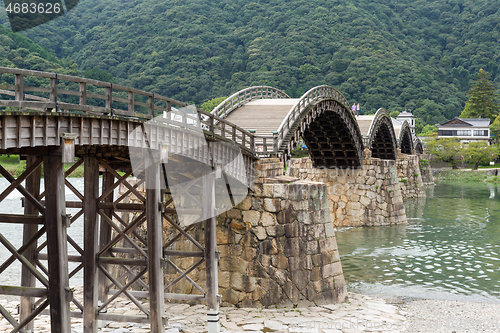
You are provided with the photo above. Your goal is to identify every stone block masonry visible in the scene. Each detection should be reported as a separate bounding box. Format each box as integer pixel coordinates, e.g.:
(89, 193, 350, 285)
(216, 178, 347, 307)
(286, 150, 407, 227)
(162, 158, 347, 307)
(396, 153, 426, 199)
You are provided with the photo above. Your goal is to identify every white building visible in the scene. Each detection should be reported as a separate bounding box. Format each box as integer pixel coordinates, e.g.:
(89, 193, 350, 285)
(437, 117, 491, 144)
(396, 111, 416, 134)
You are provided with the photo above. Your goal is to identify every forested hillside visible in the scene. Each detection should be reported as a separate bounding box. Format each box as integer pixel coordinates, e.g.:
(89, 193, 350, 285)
(0, 25, 76, 73)
(2, 0, 500, 127)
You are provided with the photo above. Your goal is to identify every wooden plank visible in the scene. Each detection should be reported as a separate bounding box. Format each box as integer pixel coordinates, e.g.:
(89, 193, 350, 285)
(37, 254, 82, 262)
(97, 257, 147, 265)
(163, 250, 204, 257)
(108, 289, 205, 301)
(0, 213, 43, 224)
(43, 151, 71, 333)
(83, 157, 99, 333)
(146, 161, 165, 333)
(0, 285, 47, 297)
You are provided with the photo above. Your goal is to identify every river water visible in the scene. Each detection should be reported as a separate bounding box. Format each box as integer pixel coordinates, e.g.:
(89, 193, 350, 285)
(0, 177, 93, 288)
(337, 182, 500, 303)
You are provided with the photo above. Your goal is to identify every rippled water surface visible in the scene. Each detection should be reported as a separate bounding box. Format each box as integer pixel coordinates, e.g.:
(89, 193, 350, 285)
(336, 183, 500, 303)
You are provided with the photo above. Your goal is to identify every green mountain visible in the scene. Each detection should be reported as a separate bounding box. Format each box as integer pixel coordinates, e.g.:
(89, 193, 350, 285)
(3, 0, 500, 127)
(0, 24, 83, 86)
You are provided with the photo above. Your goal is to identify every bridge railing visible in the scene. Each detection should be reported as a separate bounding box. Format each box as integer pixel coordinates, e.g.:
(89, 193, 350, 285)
(276, 85, 350, 152)
(0, 67, 257, 155)
(211, 86, 290, 119)
(253, 135, 278, 156)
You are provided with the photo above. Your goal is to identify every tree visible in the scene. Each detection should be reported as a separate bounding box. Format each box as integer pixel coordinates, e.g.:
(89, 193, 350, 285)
(460, 69, 499, 122)
(200, 96, 227, 113)
(491, 114, 500, 142)
(419, 124, 438, 137)
(389, 111, 400, 118)
(425, 138, 462, 169)
(461, 142, 499, 170)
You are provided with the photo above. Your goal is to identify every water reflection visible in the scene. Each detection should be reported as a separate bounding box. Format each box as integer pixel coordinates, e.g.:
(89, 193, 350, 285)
(337, 183, 500, 303)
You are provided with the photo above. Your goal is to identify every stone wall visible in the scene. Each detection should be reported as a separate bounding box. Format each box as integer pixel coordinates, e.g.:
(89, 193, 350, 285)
(396, 153, 426, 199)
(163, 160, 347, 307)
(418, 154, 435, 185)
(286, 151, 407, 227)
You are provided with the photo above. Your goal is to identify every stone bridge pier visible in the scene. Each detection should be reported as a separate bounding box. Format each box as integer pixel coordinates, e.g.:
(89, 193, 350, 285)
(286, 149, 425, 227)
(163, 158, 348, 307)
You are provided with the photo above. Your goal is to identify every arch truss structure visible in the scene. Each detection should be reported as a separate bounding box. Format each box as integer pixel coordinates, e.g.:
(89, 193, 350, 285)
(363, 108, 398, 160)
(215, 85, 364, 168)
(414, 137, 424, 154)
(395, 120, 414, 155)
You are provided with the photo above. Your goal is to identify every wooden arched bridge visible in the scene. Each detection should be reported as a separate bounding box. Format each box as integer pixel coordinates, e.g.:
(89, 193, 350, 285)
(0, 67, 423, 333)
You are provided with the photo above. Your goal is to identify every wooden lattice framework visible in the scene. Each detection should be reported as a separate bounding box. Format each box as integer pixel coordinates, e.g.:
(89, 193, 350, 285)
(0, 67, 256, 333)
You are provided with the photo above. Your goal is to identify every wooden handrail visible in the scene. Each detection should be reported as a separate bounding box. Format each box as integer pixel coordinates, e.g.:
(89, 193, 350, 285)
(211, 86, 290, 119)
(0, 67, 258, 155)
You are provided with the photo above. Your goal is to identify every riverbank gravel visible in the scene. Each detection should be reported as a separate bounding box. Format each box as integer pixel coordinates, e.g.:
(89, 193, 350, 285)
(2, 287, 500, 332)
(0, 289, 407, 333)
(401, 298, 500, 333)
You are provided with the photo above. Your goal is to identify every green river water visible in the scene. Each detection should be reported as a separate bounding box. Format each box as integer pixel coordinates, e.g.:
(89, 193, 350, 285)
(336, 182, 500, 303)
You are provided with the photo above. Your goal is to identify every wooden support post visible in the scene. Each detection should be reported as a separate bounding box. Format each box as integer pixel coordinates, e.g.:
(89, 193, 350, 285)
(272, 131, 279, 155)
(128, 91, 135, 114)
(19, 155, 41, 333)
(43, 150, 71, 333)
(98, 170, 114, 304)
(204, 172, 219, 333)
(80, 82, 87, 106)
(148, 95, 154, 116)
(83, 157, 99, 333)
(15, 74, 24, 111)
(106, 86, 112, 111)
(50, 78, 58, 103)
(146, 162, 165, 332)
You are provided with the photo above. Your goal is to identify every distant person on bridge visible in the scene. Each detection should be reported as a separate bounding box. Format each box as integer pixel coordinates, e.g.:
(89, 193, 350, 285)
(356, 103, 361, 115)
(352, 103, 356, 114)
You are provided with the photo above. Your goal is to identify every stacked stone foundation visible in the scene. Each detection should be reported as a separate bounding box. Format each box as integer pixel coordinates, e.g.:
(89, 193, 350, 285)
(162, 160, 347, 307)
(286, 152, 407, 227)
(418, 154, 435, 185)
(396, 153, 426, 199)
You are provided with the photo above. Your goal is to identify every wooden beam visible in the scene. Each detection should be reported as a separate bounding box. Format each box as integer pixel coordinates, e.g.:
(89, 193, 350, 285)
(146, 162, 165, 333)
(0, 213, 43, 224)
(20, 155, 42, 333)
(43, 152, 71, 333)
(204, 172, 220, 333)
(0, 285, 47, 298)
(83, 156, 99, 333)
(98, 169, 114, 306)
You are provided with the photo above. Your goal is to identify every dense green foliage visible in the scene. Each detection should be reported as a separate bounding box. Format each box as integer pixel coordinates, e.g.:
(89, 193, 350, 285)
(426, 137, 500, 169)
(461, 141, 500, 169)
(0, 24, 66, 72)
(460, 69, 499, 122)
(1, 0, 500, 128)
(425, 138, 463, 169)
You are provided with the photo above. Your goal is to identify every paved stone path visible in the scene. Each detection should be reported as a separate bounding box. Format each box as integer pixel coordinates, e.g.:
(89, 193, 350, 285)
(0, 289, 407, 333)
